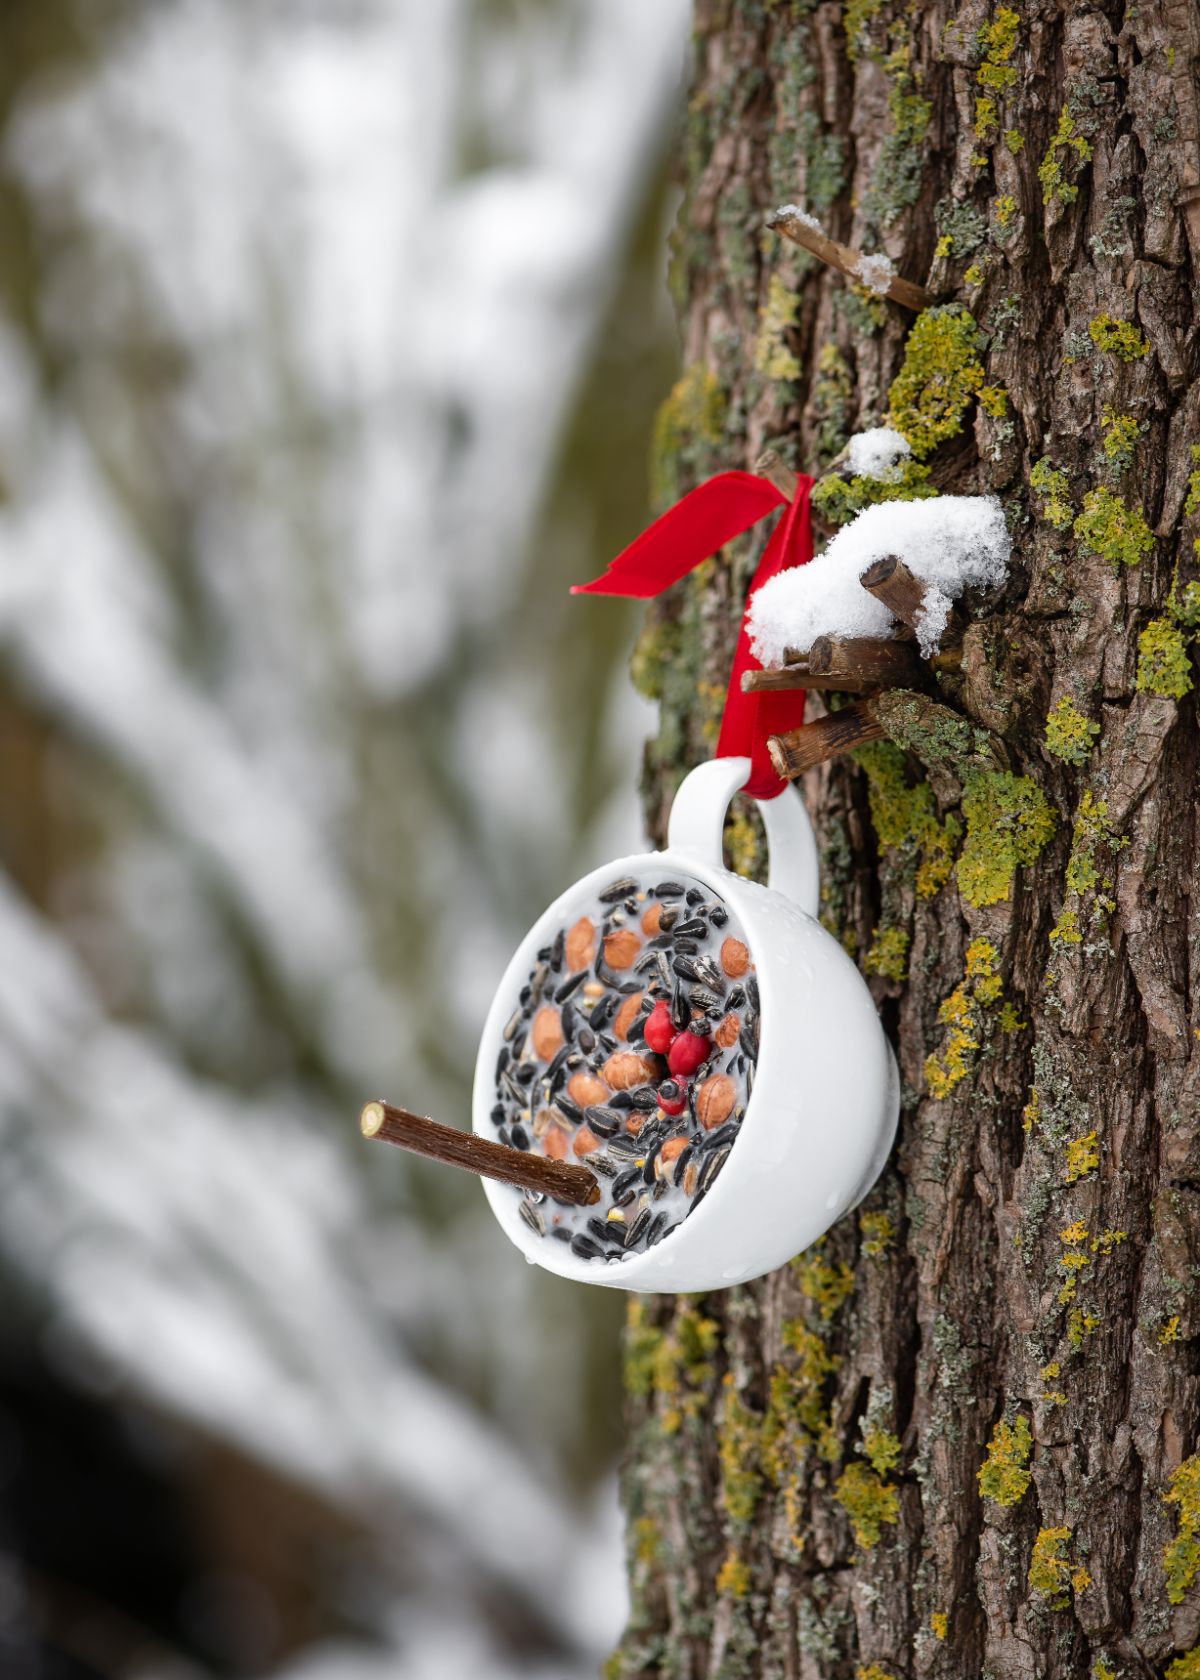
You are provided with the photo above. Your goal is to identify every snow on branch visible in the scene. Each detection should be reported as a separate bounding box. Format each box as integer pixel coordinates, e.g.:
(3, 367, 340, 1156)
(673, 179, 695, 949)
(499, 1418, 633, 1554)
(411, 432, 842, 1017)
(748, 495, 1011, 663)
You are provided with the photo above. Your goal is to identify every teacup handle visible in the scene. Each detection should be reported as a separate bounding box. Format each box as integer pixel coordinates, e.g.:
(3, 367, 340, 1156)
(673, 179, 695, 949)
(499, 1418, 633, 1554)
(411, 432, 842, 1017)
(666, 756, 820, 918)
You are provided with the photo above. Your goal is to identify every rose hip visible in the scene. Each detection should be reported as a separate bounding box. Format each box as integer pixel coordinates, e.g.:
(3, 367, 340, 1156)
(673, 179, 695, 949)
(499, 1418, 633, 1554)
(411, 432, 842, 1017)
(668, 1026, 712, 1077)
(643, 998, 675, 1054)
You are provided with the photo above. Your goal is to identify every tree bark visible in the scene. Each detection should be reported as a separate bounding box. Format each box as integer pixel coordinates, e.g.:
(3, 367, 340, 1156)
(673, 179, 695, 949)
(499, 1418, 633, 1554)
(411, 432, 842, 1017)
(614, 3, 1200, 1677)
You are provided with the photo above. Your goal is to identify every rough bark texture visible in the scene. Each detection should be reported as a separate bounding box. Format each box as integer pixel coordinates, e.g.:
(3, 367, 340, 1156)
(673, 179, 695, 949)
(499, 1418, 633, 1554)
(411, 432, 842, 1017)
(613, 3, 1200, 1677)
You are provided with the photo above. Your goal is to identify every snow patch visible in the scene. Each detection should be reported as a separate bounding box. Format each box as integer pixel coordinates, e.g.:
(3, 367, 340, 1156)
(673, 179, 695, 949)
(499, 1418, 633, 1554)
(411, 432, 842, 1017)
(772, 202, 823, 233)
(855, 251, 896, 295)
(748, 495, 1010, 662)
(845, 426, 911, 481)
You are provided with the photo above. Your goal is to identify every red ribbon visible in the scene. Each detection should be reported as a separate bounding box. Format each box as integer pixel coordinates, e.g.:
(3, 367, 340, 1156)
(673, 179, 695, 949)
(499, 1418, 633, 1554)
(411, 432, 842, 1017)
(572, 469, 815, 798)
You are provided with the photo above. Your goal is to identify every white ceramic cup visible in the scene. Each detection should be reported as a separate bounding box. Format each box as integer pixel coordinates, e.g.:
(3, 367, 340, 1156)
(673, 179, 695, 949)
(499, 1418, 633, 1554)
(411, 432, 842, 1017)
(471, 755, 899, 1292)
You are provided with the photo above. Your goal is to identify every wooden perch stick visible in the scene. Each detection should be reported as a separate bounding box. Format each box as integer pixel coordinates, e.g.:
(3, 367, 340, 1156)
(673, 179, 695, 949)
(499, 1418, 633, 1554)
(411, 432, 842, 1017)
(859, 553, 929, 633)
(360, 1100, 602, 1207)
(768, 700, 884, 780)
(754, 448, 799, 499)
(743, 635, 918, 694)
(809, 634, 921, 686)
(766, 208, 936, 313)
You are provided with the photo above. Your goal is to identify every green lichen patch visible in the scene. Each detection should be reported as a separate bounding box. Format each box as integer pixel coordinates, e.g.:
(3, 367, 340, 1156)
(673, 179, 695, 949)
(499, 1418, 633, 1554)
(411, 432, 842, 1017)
(811, 342, 853, 464)
(866, 924, 910, 983)
(864, 46, 932, 229)
(859, 1209, 895, 1257)
(754, 275, 802, 382)
(1185, 445, 1200, 518)
(795, 1250, 855, 1320)
(1088, 313, 1149, 361)
(978, 1411, 1033, 1506)
(1038, 105, 1093, 207)
(924, 937, 1005, 1099)
(1164, 1456, 1200, 1604)
(812, 458, 936, 528)
(856, 741, 962, 898)
(1074, 487, 1153, 567)
(720, 1371, 764, 1528)
(1044, 697, 1099, 765)
(887, 305, 985, 459)
(630, 619, 685, 701)
(1137, 618, 1193, 699)
(835, 1460, 900, 1549)
(650, 362, 726, 508)
(1030, 457, 1074, 530)
(1029, 1525, 1090, 1607)
(957, 770, 1057, 907)
(1100, 407, 1143, 474)
(624, 1298, 721, 1434)
(1167, 1653, 1200, 1680)
(1064, 1130, 1100, 1184)
(1048, 790, 1125, 951)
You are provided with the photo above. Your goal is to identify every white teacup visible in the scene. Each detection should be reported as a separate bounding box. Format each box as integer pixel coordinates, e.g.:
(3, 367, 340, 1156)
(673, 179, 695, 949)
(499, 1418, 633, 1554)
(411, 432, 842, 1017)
(471, 756, 899, 1292)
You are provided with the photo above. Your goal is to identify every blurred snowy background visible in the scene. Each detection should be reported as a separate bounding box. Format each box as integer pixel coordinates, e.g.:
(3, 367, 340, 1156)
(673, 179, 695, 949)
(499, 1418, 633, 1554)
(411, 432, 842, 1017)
(0, 1, 688, 1675)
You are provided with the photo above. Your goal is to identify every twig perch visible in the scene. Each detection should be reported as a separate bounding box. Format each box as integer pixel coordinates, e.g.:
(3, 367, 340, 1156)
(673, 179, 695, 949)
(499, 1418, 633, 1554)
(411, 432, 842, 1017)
(859, 554, 930, 633)
(754, 449, 799, 499)
(766, 208, 936, 313)
(361, 1100, 601, 1207)
(768, 700, 884, 779)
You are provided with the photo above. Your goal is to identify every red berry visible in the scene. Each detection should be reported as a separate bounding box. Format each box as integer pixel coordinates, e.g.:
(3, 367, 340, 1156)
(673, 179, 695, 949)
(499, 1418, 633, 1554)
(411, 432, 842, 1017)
(657, 1079, 688, 1117)
(668, 1027, 711, 1077)
(643, 998, 675, 1055)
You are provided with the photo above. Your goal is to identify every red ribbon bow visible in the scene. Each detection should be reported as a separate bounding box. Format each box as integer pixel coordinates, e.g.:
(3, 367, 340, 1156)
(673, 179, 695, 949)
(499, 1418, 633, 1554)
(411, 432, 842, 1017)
(572, 469, 814, 798)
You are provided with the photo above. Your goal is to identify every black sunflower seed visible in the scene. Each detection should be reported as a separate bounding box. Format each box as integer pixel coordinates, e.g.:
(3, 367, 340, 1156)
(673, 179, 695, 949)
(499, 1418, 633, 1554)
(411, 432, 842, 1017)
(608, 1134, 642, 1158)
(700, 1145, 731, 1193)
(672, 917, 708, 938)
(498, 1125, 511, 1146)
(626, 1015, 647, 1044)
(577, 1026, 595, 1054)
(690, 986, 723, 1013)
(673, 939, 700, 956)
(589, 1154, 618, 1178)
(495, 1047, 510, 1080)
(612, 1166, 642, 1203)
(739, 1024, 758, 1060)
(545, 1045, 570, 1083)
(672, 955, 701, 983)
(686, 887, 704, 906)
(630, 1087, 659, 1111)
(584, 1105, 624, 1138)
(510, 1123, 530, 1150)
(599, 877, 639, 903)
(624, 1207, 652, 1248)
(556, 1095, 582, 1124)
(554, 969, 586, 1004)
(647, 1212, 670, 1245)
(728, 985, 746, 1009)
(552, 1225, 572, 1242)
(747, 975, 760, 1012)
(608, 1091, 633, 1110)
(490, 1104, 505, 1127)
(550, 928, 565, 971)
(560, 1000, 576, 1040)
(654, 881, 686, 898)
(503, 1009, 522, 1042)
(709, 904, 729, 927)
(571, 1233, 603, 1258)
(519, 1200, 546, 1238)
(514, 1063, 536, 1086)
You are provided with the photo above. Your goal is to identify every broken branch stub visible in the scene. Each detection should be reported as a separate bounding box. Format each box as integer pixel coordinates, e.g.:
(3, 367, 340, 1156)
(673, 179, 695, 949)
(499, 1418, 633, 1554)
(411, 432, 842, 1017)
(767, 700, 884, 780)
(766, 209, 936, 313)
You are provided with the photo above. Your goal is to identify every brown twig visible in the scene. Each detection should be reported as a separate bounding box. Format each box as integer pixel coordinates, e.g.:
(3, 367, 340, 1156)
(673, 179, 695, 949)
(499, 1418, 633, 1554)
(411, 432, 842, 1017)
(754, 448, 799, 500)
(360, 1100, 601, 1207)
(809, 634, 921, 686)
(767, 700, 884, 780)
(766, 208, 936, 313)
(859, 553, 930, 634)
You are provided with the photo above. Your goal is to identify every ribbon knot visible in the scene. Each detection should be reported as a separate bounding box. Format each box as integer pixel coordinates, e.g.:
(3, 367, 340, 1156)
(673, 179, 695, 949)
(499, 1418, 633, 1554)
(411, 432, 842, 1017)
(572, 469, 815, 798)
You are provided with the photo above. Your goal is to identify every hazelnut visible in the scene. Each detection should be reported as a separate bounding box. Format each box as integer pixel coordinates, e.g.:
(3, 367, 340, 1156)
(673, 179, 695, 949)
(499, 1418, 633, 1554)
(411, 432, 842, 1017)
(603, 928, 642, 970)
(565, 916, 596, 971)
(696, 1073, 736, 1130)
(602, 1051, 658, 1090)
(714, 1011, 741, 1049)
(720, 937, 751, 978)
(531, 1006, 564, 1060)
(568, 1071, 609, 1108)
(641, 902, 664, 935)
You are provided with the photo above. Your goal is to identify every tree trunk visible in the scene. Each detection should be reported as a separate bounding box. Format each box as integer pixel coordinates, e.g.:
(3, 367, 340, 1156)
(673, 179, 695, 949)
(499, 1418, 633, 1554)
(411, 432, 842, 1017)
(613, 3, 1200, 1677)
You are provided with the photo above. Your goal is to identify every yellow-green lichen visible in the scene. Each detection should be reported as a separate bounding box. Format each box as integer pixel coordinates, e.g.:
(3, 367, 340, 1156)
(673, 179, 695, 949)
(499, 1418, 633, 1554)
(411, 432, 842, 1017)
(1064, 1130, 1100, 1184)
(857, 1668, 896, 1680)
(719, 1372, 764, 1527)
(795, 1250, 855, 1320)
(1029, 1525, 1090, 1607)
(856, 740, 962, 897)
(754, 276, 802, 382)
(1044, 697, 1099, 765)
(1185, 445, 1200, 518)
(931, 1611, 948, 1639)
(1160, 1315, 1183, 1345)
(978, 383, 1009, 416)
(888, 305, 985, 459)
(1004, 129, 1024, 153)
(1164, 1456, 1200, 1604)
(811, 458, 936, 528)
(1023, 1088, 1041, 1131)
(624, 1298, 721, 1433)
(1068, 1306, 1100, 1346)
(864, 1425, 903, 1474)
(978, 1412, 1033, 1506)
(1030, 456, 1074, 530)
(1074, 487, 1153, 568)
(1137, 618, 1193, 699)
(630, 620, 685, 701)
(924, 937, 1005, 1099)
(1038, 105, 1093, 207)
(725, 804, 765, 880)
(842, 0, 885, 61)
(957, 770, 1057, 907)
(811, 342, 853, 463)
(864, 45, 932, 228)
(994, 193, 1018, 228)
(1100, 407, 1143, 473)
(716, 1550, 751, 1598)
(860, 1210, 895, 1257)
(650, 363, 726, 507)
(1167, 1654, 1200, 1680)
(977, 8, 1020, 87)
(1088, 313, 1149, 361)
(834, 1459, 900, 1549)
(866, 924, 910, 983)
